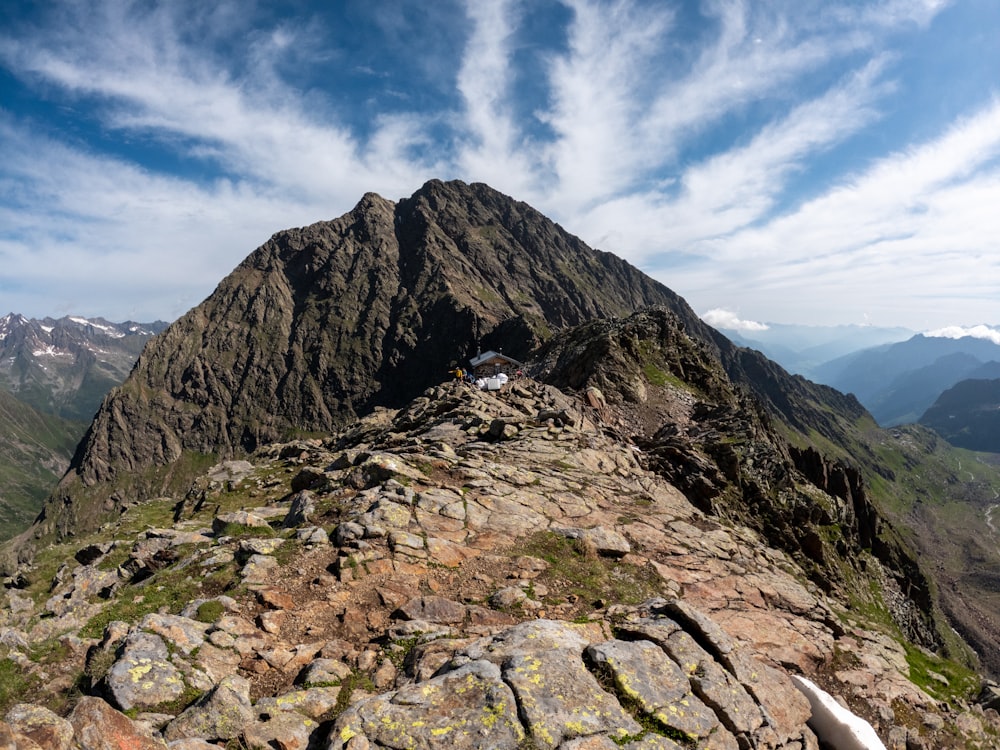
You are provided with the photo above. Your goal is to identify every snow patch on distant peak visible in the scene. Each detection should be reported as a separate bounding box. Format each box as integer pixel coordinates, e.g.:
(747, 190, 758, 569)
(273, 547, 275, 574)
(702, 308, 769, 332)
(33, 346, 72, 358)
(924, 324, 1000, 346)
(69, 316, 125, 338)
(40, 325, 53, 333)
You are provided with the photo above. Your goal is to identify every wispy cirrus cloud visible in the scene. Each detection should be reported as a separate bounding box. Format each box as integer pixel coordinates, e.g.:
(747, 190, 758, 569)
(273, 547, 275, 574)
(690, 98, 1000, 324)
(1, 0, 993, 330)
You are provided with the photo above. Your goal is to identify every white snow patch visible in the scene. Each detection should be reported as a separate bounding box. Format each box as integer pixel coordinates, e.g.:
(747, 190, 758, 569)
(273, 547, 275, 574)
(791, 675, 887, 750)
(40, 325, 53, 333)
(32, 346, 72, 358)
(69, 316, 125, 337)
(924, 324, 1000, 346)
(702, 308, 769, 332)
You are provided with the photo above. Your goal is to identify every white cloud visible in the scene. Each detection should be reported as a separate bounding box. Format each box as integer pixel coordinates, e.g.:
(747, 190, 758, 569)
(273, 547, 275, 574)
(453, 0, 544, 200)
(679, 99, 1000, 325)
(701, 309, 769, 332)
(0, 1, 429, 206)
(925, 325, 1000, 346)
(0, 0, 984, 330)
(569, 56, 890, 257)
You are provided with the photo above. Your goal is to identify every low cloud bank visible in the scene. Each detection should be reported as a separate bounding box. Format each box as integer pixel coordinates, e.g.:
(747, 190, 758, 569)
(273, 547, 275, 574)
(924, 324, 1000, 346)
(702, 308, 770, 332)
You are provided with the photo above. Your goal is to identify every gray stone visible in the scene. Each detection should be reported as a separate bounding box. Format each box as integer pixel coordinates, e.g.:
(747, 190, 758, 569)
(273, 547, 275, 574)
(622, 619, 762, 736)
(140, 613, 208, 655)
(255, 686, 342, 719)
(489, 586, 529, 610)
(241, 554, 279, 583)
(299, 658, 353, 686)
(297, 526, 330, 545)
(334, 522, 365, 546)
(587, 639, 721, 743)
(212, 511, 270, 536)
(396, 595, 467, 624)
(502, 648, 641, 748)
(244, 709, 319, 750)
(105, 632, 187, 712)
(283, 489, 317, 527)
(163, 674, 254, 742)
(332, 660, 524, 750)
(552, 525, 631, 558)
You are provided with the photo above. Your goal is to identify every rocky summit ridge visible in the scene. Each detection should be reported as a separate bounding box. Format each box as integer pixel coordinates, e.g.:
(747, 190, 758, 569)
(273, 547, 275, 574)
(55, 180, 683, 525)
(2, 377, 997, 749)
(3, 179, 999, 748)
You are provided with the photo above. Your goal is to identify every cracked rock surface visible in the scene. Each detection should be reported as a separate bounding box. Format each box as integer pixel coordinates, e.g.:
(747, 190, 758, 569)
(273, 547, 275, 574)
(1, 380, 997, 749)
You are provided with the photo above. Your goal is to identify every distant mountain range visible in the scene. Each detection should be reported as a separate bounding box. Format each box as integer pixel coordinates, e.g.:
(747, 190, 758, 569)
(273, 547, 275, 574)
(810, 334, 1000, 427)
(0, 313, 166, 540)
(920, 376, 1000, 452)
(718, 322, 914, 379)
(716, 320, 1000, 437)
(0, 313, 166, 422)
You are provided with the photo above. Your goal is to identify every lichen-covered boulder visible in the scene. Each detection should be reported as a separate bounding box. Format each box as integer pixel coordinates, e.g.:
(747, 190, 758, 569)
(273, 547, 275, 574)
(5, 703, 74, 750)
(163, 675, 254, 742)
(105, 632, 187, 712)
(331, 660, 523, 750)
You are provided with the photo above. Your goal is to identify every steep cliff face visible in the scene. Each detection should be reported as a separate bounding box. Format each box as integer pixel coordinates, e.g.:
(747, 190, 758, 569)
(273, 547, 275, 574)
(532, 307, 940, 649)
(59, 181, 687, 522)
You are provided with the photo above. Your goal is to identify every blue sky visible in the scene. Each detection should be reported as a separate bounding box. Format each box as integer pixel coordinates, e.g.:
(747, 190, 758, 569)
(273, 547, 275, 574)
(1, 0, 998, 332)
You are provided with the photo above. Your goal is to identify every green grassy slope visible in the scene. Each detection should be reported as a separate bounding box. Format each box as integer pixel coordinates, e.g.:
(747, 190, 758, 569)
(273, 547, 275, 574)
(0, 389, 84, 540)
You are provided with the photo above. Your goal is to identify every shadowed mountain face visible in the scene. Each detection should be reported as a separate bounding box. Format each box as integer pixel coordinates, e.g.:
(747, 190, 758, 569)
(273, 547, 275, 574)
(57, 180, 689, 523)
(920, 378, 1000, 452)
(0, 389, 80, 539)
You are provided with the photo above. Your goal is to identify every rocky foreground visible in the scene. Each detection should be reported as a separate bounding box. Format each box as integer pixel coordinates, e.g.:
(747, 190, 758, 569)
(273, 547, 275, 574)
(2, 379, 998, 748)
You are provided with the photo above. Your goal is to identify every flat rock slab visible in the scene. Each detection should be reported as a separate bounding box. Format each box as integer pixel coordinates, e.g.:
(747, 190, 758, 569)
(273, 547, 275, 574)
(395, 595, 467, 624)
(333, 660, 524, 750)
(587, 639, 719, 743)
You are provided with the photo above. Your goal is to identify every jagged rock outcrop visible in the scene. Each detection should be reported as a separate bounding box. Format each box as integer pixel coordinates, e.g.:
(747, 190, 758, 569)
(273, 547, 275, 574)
(50, 180, 690, 535)
(532, 308, 941, 649)
(1, 379, 995, 748)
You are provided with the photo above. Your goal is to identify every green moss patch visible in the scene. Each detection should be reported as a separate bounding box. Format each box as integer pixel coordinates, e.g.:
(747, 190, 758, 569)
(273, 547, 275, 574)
(514, 531, 662, 612)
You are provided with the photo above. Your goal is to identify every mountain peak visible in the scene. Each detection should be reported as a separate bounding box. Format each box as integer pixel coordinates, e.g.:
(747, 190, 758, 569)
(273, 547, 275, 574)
(51, 181, 689, 525)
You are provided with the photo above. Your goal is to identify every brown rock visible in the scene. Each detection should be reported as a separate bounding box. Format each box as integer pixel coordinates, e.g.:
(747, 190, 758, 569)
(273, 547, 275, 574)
(395, 595, 467, 624)
(258, 588, 295, 610)
(68, 697, 164, 750)
(5, 704, 74, 750)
